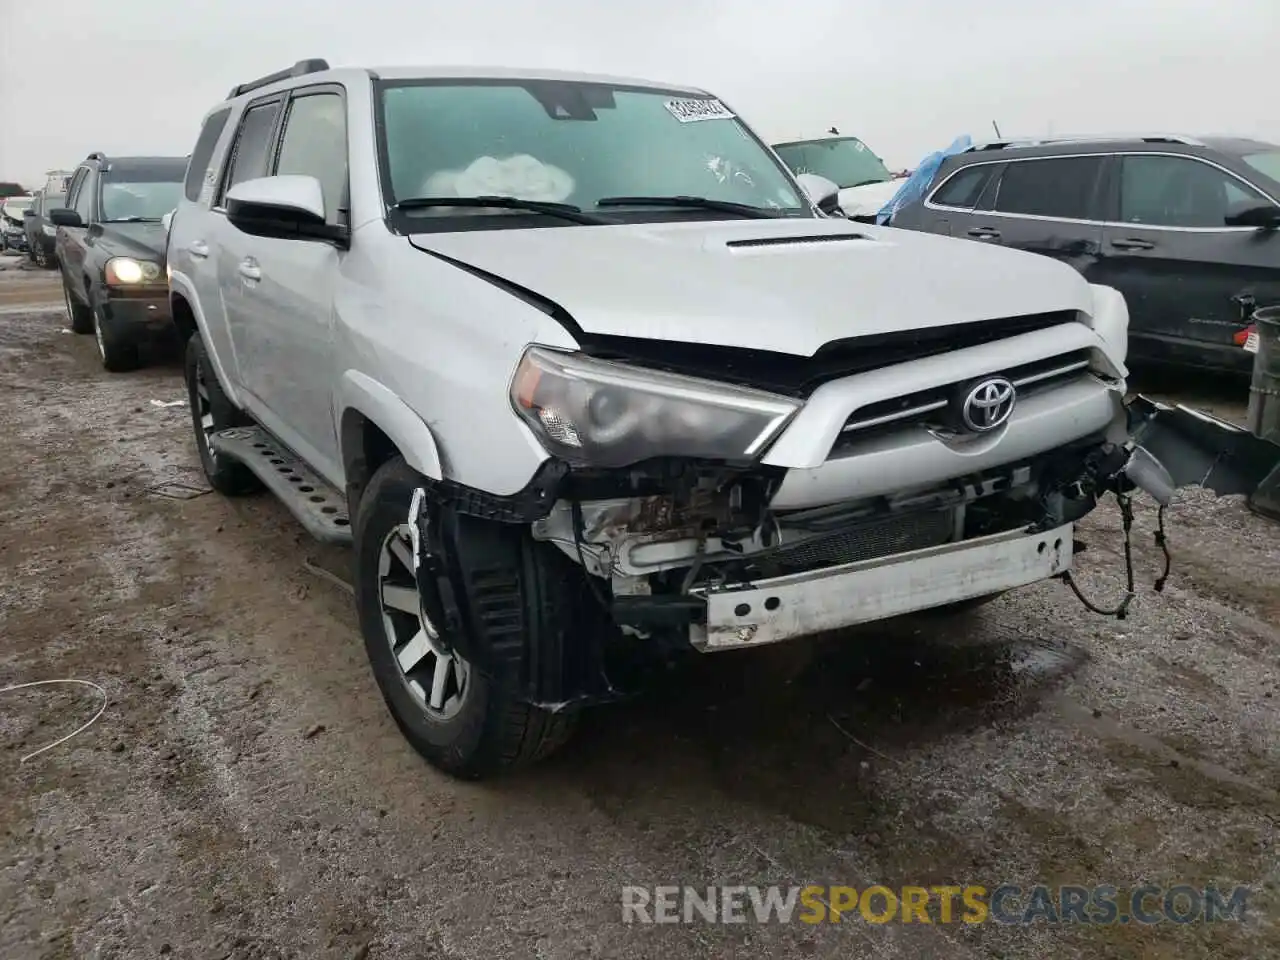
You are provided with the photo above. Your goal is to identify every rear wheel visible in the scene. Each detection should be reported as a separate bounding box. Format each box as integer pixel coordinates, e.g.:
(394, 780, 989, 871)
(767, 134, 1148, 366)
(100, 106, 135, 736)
(62, 279, 94, 334)
(183, 335, 261, 495)
(354, 458, 576, 779)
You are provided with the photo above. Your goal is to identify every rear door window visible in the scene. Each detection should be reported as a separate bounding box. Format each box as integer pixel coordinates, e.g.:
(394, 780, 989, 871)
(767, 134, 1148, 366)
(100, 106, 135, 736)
(993, 156, 1105, 220)
(185, 107, 233, 203)
(930, 165, 995, 209)
(218, 99, 284, 204)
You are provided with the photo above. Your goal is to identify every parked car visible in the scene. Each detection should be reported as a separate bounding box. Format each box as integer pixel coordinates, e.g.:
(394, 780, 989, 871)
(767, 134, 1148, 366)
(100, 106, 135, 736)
(23, 189, 64, 267)
(42, 170, 74, 195)
(772, 134, 905, 221)
(49, 152, 186, 371)
(887, 134, 1280, 374)
(1, 195, 33, 253)
(169, 59, 1218, 780)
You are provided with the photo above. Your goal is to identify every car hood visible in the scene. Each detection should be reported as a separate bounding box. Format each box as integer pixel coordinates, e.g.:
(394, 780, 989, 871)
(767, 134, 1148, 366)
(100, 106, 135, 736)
(100, 221, 167, 260)
(407, 217, 1094, 357)
(836, 180, 903, 217)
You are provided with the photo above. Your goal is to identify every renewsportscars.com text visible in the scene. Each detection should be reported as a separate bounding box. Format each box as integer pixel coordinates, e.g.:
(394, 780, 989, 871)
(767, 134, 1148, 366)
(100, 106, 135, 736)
(621, 884, 1251, 925)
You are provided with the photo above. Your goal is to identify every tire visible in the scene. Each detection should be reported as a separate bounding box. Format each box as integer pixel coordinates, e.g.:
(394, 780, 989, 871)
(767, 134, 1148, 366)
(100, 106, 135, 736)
(62, 278, 94, 334)
(183, 335, 261, 496)
(92, 300, 142, 372)
(354, 457, 576, 779)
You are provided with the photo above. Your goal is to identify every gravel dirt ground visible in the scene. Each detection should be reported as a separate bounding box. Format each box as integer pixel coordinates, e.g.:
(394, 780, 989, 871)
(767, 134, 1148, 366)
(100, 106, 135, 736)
(1, 251, 1277, 960)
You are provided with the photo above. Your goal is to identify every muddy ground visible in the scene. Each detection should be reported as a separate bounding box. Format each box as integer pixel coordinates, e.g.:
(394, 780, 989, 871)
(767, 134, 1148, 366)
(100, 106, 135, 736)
(0, 252, 1277, 960)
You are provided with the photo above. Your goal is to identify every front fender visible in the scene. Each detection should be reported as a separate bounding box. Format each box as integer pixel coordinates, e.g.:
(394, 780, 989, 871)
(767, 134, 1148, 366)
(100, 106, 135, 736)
(339, 369, 443, 481)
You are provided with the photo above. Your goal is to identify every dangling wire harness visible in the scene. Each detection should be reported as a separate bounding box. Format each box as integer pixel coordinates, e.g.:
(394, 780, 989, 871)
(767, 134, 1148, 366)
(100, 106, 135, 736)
(1062, 487, 1173, 620)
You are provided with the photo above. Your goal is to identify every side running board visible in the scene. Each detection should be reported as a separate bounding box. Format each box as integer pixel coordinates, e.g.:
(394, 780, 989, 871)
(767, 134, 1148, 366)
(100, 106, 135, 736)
(209, 426, 353, 545)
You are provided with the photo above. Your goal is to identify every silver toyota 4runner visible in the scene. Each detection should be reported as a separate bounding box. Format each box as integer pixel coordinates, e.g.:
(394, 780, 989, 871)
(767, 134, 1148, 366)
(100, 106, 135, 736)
(166, 59, 1233, 779)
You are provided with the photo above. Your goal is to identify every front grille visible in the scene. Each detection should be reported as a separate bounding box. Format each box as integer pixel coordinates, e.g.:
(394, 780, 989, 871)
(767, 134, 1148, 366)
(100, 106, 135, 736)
(830, 348, 1094, 454)
(770, 508, 954, 573)
(577, 310, 1080, 398)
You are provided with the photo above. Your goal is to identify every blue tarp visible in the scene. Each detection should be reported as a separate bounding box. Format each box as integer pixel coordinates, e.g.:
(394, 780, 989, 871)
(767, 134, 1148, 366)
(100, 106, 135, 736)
(875, 134, 973, 225)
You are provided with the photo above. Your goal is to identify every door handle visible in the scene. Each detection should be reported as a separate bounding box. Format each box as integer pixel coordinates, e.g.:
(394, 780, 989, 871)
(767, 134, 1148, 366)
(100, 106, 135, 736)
(188, 240, 209, 259)
(238, 258, 261, 282)
(967, 226, 1001, 240)
(1110, 237, 1154, 251)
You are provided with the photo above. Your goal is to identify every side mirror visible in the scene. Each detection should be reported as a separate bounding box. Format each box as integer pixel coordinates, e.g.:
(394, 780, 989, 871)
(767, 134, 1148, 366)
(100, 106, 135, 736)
(1225, 201, 1280, 230)
(48, 208, 83, 228)
(794, 172, 843, 217)
(225, 175, 348, 246)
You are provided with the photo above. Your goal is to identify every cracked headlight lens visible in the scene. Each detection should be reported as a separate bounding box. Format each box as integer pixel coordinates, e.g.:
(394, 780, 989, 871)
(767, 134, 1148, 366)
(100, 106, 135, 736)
(510, 346, 800, 468)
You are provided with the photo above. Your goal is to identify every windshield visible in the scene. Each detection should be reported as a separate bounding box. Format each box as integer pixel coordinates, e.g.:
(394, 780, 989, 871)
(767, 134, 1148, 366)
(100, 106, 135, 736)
(773, 137, 892, 189)
(377, 79, 808, 224)
(100, 161, 185, 221)
(45, 193, 65, 209)
(1242, 151, 1280, 186)
(101, 180, 183, 221)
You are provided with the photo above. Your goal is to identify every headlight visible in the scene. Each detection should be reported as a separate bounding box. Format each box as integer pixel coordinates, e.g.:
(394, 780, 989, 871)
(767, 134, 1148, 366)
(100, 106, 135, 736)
(510, 346, 800, 468)
(105, 256, 161, 285)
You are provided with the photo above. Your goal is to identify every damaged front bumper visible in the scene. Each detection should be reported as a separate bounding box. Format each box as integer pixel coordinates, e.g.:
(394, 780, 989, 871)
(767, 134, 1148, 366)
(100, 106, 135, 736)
(690, 522, 1074, 650)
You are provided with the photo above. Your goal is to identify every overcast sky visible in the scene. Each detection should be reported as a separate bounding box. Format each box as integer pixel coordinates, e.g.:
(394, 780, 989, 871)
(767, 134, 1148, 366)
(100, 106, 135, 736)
(1, 0, 1276, 187)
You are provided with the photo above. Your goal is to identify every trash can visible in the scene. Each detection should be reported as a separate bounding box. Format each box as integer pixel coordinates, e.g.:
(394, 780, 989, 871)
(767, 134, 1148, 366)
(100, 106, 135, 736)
(1246, 305, 1280, 520)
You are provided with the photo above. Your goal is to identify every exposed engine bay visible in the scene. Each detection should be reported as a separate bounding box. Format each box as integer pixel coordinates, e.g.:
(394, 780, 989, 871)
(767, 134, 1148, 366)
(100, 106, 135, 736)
(531, 435, 1133, 640)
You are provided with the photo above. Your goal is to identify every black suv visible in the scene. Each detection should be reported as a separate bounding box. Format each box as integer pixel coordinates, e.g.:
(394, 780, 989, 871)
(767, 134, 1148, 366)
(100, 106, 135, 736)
(888, 135, 1280, 373)
(50, 153, 187, 371)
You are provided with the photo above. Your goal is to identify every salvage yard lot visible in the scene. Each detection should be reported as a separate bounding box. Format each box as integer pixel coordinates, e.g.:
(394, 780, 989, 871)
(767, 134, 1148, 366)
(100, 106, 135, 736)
(0, 256, 1277, 959)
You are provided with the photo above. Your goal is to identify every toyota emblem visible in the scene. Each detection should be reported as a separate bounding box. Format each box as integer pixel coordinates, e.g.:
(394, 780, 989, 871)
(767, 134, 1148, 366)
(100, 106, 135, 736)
(960, 377, 1017, 432)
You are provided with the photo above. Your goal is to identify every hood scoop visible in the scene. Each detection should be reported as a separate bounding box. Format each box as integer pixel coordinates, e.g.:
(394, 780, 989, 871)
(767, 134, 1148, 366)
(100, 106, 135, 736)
(725, 233, 870, 250)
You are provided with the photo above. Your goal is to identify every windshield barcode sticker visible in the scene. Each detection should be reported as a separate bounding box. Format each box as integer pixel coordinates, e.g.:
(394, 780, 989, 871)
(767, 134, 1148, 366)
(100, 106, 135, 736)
(664, 98, 735, 123)
(1244, 330, 1259, 353)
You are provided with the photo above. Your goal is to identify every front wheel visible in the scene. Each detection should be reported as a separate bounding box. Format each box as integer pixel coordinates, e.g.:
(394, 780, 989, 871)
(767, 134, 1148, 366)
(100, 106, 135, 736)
(62, 278, 94, 334)
(354, 458, 576, 779)
(92, 301, 142, 372)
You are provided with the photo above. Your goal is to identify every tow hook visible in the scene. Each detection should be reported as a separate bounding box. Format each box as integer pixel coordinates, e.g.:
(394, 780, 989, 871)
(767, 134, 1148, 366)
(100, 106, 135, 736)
(408, 487, 462, 656)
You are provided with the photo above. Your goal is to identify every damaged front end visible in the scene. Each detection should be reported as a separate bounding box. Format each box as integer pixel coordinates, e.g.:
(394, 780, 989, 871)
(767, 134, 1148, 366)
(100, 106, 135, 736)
(403, 339, 1280, 713)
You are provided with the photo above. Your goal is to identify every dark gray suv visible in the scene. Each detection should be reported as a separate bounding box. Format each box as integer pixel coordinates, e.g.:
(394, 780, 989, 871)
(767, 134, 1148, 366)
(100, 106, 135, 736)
(888, 134, 1280, 373)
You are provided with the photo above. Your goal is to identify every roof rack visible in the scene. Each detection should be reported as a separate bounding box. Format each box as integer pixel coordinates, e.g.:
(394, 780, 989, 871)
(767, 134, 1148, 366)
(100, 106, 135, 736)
(226, 59, 330, 100)
(966, 133, 1206, 152)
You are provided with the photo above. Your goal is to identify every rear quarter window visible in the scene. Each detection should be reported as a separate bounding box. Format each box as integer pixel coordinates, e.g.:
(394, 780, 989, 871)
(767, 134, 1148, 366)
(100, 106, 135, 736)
(930, 165, 994, 209)
(185, 107, 234, 203)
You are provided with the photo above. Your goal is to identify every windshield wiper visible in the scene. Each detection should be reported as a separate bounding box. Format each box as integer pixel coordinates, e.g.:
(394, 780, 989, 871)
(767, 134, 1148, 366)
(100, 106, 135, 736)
(596, 195, 788, 218)
(390, 195, 613, 225)
(104, 216, 162, 223)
